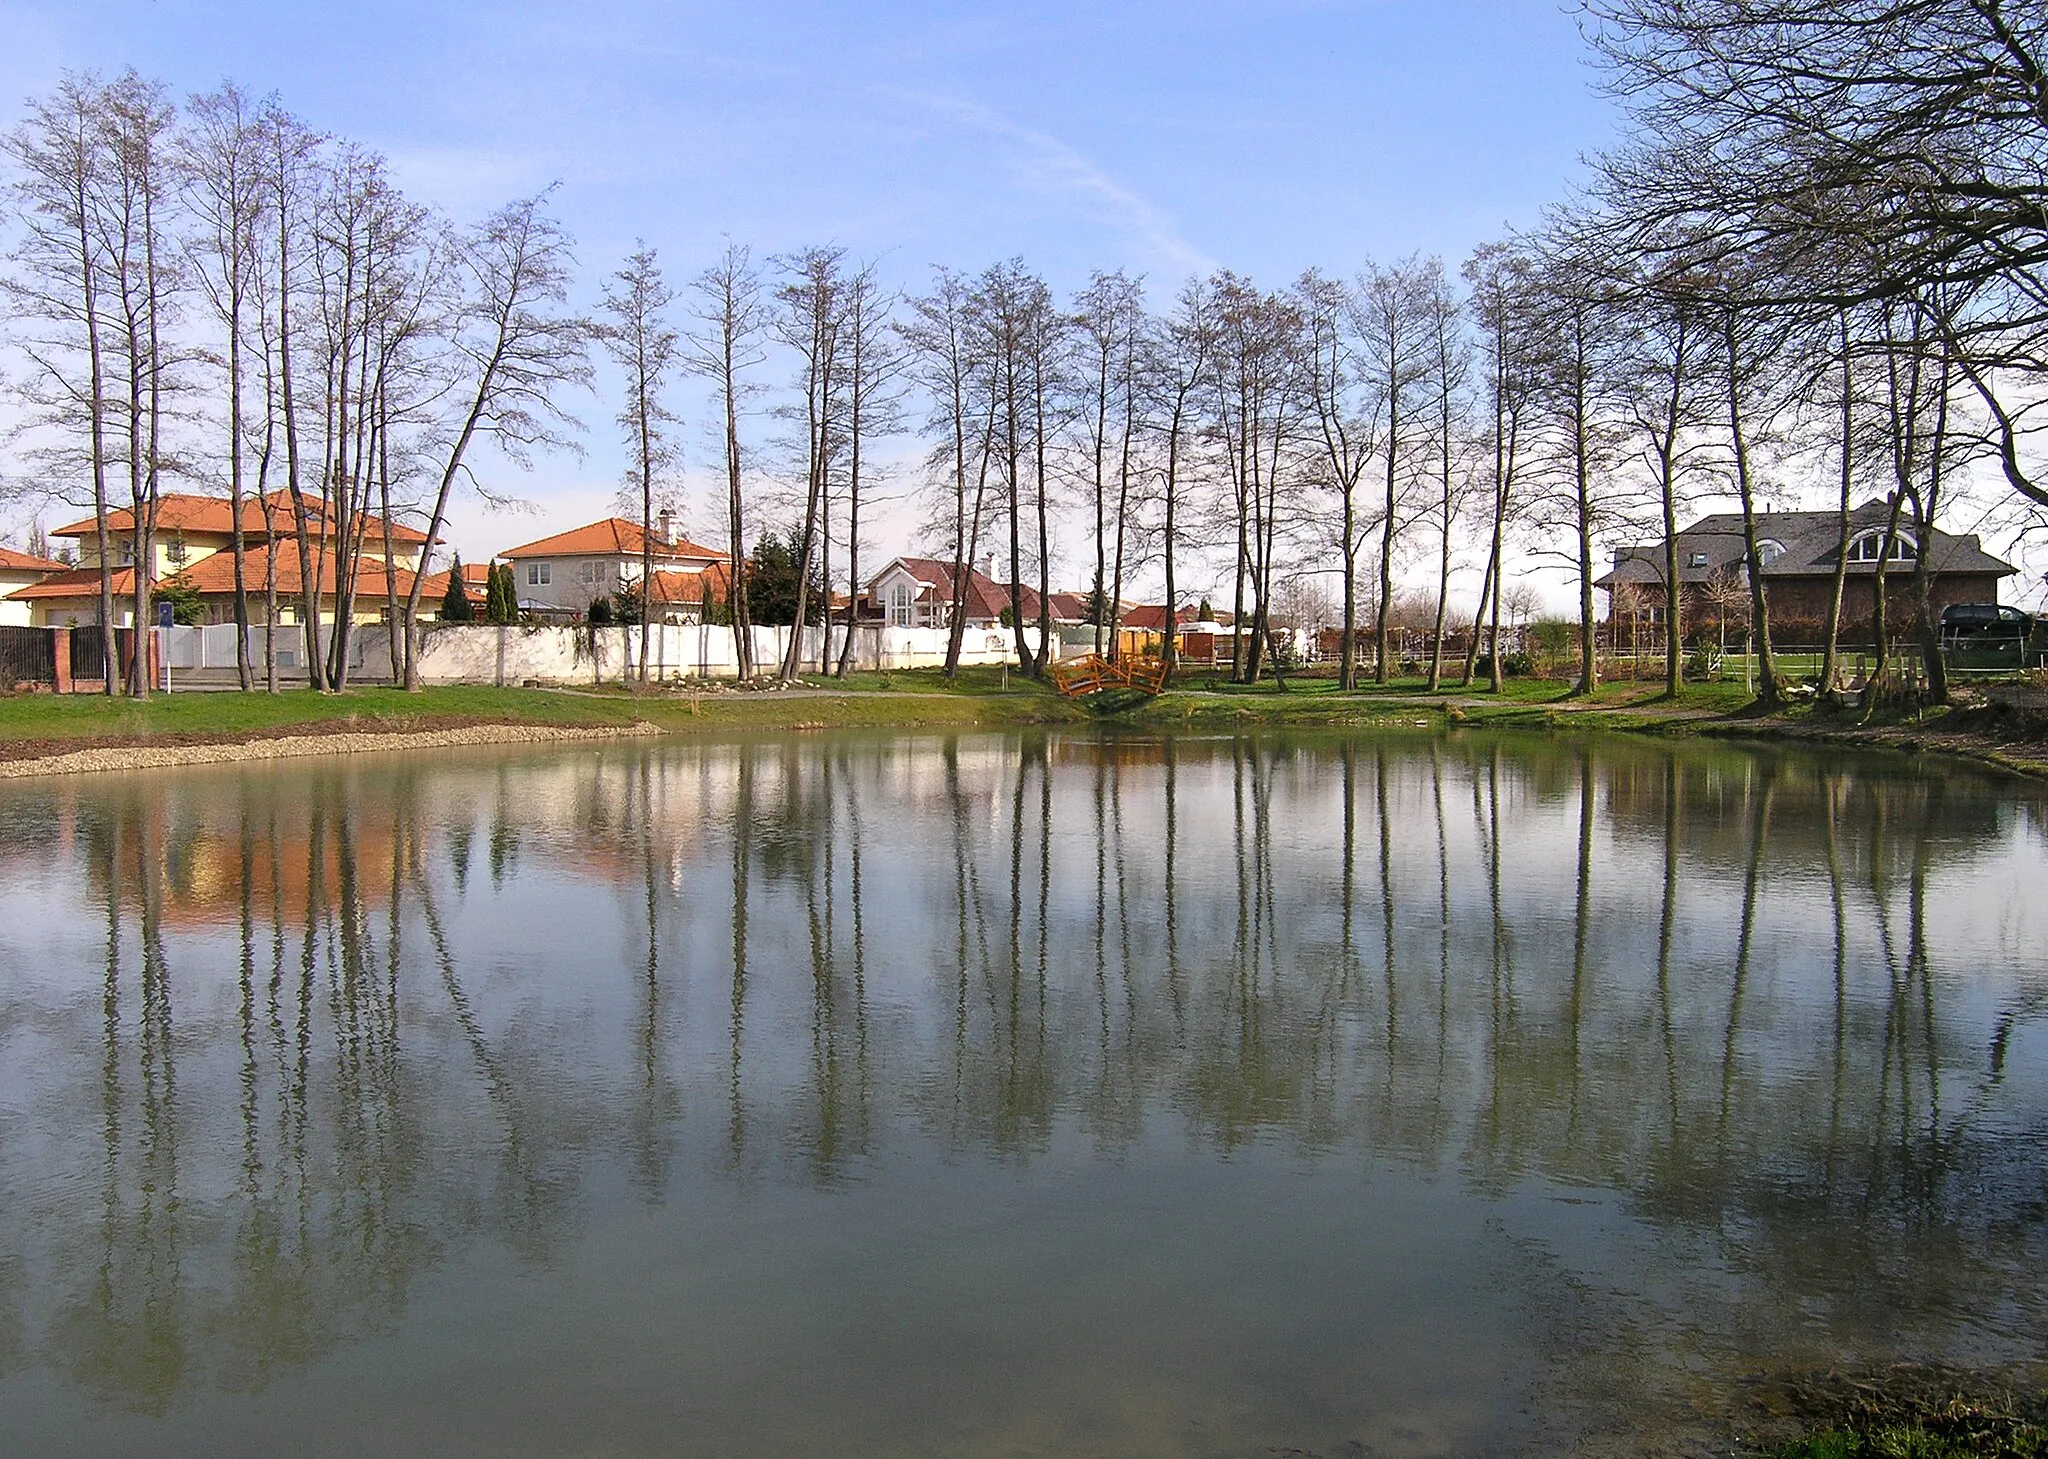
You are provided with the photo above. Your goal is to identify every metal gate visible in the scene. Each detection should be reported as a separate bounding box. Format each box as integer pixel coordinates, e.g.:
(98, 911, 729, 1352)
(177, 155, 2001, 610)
(70, 625, 111, 681)
(0, 625, 56, 685)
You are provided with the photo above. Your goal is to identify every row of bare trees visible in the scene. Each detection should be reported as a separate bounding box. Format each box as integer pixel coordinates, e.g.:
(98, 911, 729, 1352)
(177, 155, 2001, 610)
(0, 78, 1655, 697)
(8, 5, 2044, 702)
(3, 70, 587, 694)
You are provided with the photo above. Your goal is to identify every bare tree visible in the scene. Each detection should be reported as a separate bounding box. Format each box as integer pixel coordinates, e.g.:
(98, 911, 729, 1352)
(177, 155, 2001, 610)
(98, 71, 182, 697)
(258, 98, 327, 687)
(969, 260, 1059, 676)
(1818, 309, 1864, 693)
(1417, 258, 1472, 691)
(1613, 261, 1718, 696)
(773, 245, 847, 680)
(308, 144, 437, 690)
(1585, 1, 2048, 518)
(1526, 231, 1622, 696)
(1459, 241, 1540, 692)
(1071, 269, 1147, 658)
(1208, 272, 1302, 684)
(1152, 278, 1215, 677)
(177, 81, 268, 688)
(686, 242, 766, 676)
(1293, 269, 1377, 689)
(601, 242, 681, 683)
(1352, 258, 1432, 683)
(833, 261, 904, 678)
(3, 72, 119, 690)
(901, 266, 997, 677)
(398, 192, 592, 690)
(1712, 281, 1800, 711)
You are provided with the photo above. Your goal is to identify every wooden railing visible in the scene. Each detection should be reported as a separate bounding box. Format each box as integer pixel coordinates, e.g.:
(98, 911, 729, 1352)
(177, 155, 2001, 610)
(1049, 653, 1170, 700)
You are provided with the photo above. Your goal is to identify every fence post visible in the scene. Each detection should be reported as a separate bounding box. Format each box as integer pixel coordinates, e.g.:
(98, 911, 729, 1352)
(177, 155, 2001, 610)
(51, 627, 72, 694)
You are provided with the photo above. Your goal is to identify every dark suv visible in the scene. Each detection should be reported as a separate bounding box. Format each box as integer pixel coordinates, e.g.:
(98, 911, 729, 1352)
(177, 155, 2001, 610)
(1939, 602, 2034, 641)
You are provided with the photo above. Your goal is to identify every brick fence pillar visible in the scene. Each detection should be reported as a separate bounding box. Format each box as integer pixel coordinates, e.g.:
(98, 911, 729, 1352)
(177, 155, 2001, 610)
(51, 627, 72, 694)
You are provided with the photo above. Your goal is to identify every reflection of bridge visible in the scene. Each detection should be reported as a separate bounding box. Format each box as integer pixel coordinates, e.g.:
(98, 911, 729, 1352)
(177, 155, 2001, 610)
(1050, 653, 1170, 701)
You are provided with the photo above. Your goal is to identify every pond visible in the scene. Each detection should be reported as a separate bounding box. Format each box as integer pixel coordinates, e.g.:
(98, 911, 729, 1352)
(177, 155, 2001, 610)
(0, 730, 2043, 1457)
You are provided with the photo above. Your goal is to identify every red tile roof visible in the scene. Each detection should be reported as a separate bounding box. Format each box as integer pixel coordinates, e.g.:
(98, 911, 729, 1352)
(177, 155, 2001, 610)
(54, 491, 429, 545)
(500, 518, 725, 562)
(873, 557, 1090, 623)
(0, 547, 68, 573)
(644, 563, 733, 608)
(16, 543, 422, 602)
(9, 566, 131, 600)
(1120, 605, 1203, 631)
(416, 562, 491, 605)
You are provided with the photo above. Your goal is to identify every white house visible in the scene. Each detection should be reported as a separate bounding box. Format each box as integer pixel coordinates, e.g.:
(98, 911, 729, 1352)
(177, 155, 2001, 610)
(867, 556, 1090, 632)
(0, 546, 67, 626)
(499, 516, 726, 619)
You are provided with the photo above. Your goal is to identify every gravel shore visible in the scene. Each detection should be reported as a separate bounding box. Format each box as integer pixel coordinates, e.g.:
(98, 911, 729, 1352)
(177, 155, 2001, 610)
(0, 721, 661, 779)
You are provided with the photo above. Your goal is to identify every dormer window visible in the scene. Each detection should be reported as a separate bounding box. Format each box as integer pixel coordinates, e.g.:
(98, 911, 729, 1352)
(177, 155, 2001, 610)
(1846, 530, 1917, 564)
(1757, 539, 1786, 567)
(1687, 551, 1709, 569)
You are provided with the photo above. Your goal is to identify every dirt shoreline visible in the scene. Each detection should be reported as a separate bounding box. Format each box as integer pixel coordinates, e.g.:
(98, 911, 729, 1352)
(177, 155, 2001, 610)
(1680, 706, 2048, 779)
(0, 719, 662, 779)
(3, 689, 2045, 782)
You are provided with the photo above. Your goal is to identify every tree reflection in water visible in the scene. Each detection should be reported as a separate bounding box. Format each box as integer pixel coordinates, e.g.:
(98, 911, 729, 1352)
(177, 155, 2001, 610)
(0, 730, 2041, 1449)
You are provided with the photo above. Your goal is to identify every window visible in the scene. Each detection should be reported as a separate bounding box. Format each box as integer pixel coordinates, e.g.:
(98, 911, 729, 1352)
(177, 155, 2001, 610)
(579, 561, 599, 585)
(887, 581, 915, 629)
(1687, 551, 1710, 569)
(526, 561, 552, 586)
(1846, 531, 1917, 564)
(1757, 539, 1786, 567)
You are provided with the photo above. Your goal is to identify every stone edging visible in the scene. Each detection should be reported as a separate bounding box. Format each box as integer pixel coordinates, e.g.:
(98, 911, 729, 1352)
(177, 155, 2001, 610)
(0, 721, 661, 780)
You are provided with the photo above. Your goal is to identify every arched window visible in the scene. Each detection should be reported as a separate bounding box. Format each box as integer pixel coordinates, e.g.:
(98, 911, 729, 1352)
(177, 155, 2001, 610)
(887, 580, 915, 628)
(1846, 530, 1918, 564)
(1757, 539, 1787, 567)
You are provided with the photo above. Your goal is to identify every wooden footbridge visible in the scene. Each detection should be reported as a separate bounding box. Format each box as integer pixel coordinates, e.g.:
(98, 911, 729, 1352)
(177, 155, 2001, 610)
(1049, 653, 1170, 704)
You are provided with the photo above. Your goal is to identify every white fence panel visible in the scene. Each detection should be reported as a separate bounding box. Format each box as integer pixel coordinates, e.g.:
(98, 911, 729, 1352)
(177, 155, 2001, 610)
(411, 620, 1065, 685)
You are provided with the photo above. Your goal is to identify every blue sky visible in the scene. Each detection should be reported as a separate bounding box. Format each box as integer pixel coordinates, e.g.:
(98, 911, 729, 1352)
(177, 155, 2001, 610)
(2, 0, 1622, 586)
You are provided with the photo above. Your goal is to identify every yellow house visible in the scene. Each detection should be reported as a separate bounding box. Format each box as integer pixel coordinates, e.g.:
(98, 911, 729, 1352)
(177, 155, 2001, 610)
(23, 493, 433, 627)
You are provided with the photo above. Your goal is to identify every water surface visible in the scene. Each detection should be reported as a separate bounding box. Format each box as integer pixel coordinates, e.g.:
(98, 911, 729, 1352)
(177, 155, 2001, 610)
(0, 730, 2043, 1457)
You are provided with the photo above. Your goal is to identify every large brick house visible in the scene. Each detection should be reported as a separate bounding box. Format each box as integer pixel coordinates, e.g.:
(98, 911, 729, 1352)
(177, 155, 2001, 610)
(1597, 501, 2016, 633)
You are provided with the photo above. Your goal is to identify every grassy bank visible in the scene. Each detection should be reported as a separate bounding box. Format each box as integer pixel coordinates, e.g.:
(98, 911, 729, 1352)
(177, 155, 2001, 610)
(0, 672, 1080, 762)
(1748, 1367, 2047, 1458)
(5, 666, 2044, 778)
(1123, 671, 2048, 776)
(1124, 673, 1756, 730)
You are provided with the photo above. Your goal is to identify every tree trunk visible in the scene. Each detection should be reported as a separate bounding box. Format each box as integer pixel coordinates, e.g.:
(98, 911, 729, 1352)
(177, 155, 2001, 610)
(1820, 315, 1855, 696)
(1725, 313, 1778, 711)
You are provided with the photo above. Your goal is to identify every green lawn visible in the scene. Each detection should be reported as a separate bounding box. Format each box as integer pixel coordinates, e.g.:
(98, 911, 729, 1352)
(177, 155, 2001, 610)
(0, 679, 1081, 755)
(0, 660, 1861, 762)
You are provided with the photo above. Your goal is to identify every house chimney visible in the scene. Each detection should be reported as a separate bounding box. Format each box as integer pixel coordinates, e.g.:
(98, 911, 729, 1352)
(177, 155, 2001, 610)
(657, 510, 674, 545)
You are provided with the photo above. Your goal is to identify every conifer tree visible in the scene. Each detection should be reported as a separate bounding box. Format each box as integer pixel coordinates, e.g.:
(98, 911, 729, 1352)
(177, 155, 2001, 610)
(441, 553, 475, 621)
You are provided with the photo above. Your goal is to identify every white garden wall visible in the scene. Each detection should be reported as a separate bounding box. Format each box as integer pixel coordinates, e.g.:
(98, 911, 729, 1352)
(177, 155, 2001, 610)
(413, 622, 1055, 685)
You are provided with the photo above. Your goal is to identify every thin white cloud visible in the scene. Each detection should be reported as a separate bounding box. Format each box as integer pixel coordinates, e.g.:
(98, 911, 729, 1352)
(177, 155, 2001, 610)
(906, 92, 1218, 280)
(377, 143, 557, 221)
